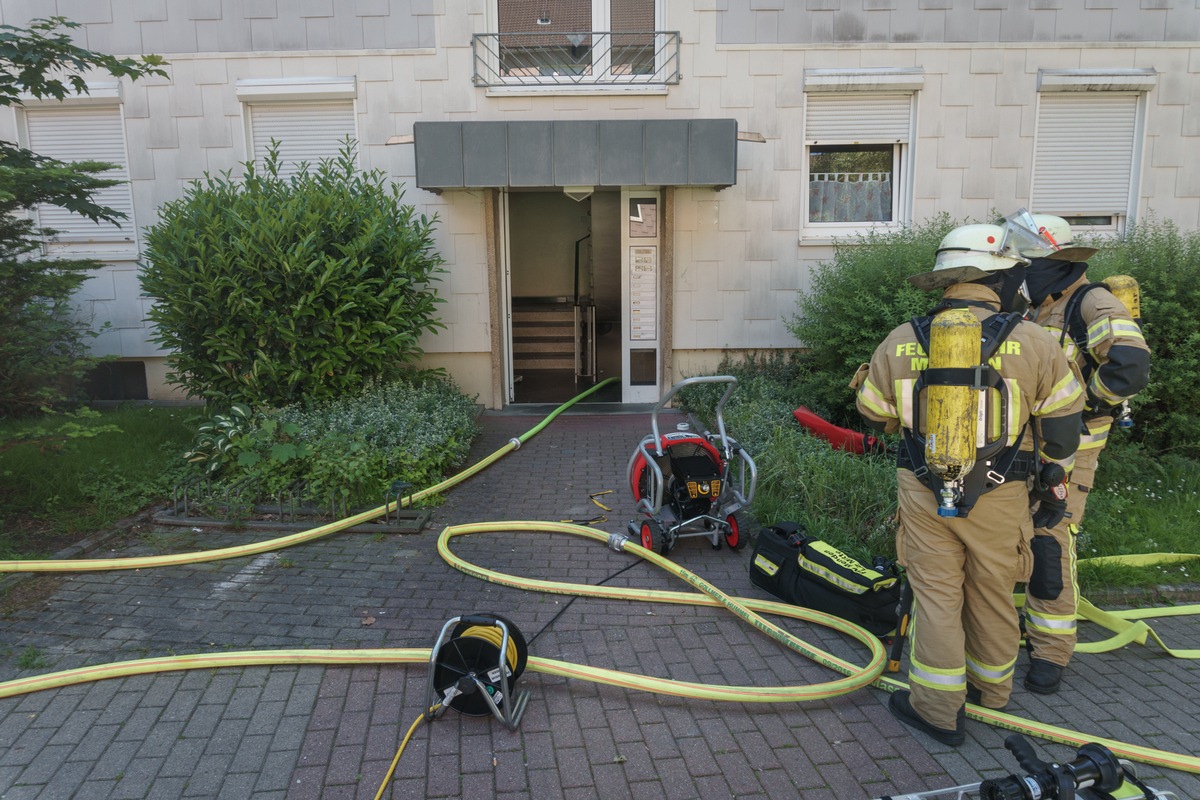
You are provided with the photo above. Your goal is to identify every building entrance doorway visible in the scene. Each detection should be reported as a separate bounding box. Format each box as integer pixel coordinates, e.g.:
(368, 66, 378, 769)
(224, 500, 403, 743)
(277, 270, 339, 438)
(505, 190, 623, 403)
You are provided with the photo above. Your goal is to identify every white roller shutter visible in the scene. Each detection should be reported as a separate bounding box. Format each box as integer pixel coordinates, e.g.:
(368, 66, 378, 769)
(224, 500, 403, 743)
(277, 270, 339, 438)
(805, 95, 912, 144)
(248, 102, 357, 178)
(1032, 93, 1138, 215)
(25, 106, 135, 245)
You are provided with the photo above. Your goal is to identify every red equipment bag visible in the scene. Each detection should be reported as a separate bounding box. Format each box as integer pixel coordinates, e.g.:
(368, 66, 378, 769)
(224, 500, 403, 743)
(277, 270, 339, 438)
(792, 406, 884, 456)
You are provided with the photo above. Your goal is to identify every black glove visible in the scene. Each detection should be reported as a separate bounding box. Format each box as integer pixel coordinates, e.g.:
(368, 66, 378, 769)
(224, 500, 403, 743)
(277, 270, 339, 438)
(1084, 393, 1119, 420)
(1030, 481, 1069, 529)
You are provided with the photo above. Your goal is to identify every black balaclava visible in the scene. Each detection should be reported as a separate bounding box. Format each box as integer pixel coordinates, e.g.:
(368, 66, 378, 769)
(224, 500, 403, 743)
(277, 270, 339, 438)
(970, 264, 1030, 315)
(1025, 257, 1088, 307)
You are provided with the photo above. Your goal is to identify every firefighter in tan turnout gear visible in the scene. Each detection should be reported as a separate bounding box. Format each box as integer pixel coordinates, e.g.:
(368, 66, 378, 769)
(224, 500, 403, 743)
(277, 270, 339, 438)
(1018, 214, 1152, 695)
(854, 222, 1083, 745)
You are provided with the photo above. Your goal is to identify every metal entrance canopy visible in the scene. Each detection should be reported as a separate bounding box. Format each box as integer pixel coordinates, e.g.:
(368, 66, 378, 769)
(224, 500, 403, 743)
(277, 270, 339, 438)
(412, 119, 738, 190)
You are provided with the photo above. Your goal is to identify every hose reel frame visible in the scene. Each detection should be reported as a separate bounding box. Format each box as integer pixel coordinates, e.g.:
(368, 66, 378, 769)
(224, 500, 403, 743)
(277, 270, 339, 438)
(425, 613, 530, 731)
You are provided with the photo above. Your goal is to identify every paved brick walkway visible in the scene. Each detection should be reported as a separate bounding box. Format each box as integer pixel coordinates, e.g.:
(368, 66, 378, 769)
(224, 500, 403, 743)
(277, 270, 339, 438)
(2, 409, 1198, 799)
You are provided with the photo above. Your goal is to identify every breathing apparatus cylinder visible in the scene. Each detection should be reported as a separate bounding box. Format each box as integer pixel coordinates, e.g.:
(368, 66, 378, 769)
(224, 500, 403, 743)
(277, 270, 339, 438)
(924, 308, 983, 517)
(1101, 275, 1142, 429)
(1102, 275, 1142, 325)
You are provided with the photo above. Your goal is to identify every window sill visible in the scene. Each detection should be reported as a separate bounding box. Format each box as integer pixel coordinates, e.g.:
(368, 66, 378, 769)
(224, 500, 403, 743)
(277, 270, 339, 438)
(799, 223, 904, 246)
(483, 84, 670, 97)
(44, 242, 139, 262)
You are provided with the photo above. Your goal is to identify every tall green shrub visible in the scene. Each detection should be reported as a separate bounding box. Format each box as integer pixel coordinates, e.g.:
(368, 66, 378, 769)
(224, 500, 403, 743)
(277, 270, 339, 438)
(786, 214, 958, 424)
(141, 142, 446, 407)
(1086, 217, 1200, 457)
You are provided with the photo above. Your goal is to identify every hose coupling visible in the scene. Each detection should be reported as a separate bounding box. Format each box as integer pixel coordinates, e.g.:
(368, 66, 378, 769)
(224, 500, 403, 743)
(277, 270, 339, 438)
(509, 438, 522, 450)
(607, 532, 631, 552)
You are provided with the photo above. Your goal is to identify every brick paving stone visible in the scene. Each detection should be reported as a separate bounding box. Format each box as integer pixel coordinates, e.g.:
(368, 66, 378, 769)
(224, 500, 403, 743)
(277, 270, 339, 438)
(423, 752, 461, 797)
(10, 743, 73, 785)
(182, 702, 224, 739)
(286, 765, 326, 800)
(109, 756, 165, 799)
(0, 787, 43, 800)
(270, 715, 310, 751)
(255, 749, 302, 794)
(325, 743, 366, 786)
(154, 738, 206, 778)
(228, 732, 274, 774)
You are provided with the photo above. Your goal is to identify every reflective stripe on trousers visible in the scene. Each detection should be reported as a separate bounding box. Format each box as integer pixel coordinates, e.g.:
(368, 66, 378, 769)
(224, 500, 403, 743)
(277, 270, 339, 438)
(965, 651, 1017, 686)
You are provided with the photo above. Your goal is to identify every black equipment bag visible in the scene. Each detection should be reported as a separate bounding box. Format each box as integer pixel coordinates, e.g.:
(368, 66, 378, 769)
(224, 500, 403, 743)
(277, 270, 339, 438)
(749, 522, 903, 637)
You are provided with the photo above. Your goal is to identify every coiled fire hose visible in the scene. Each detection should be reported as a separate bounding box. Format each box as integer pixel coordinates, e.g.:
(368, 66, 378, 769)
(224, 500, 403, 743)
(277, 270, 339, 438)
(1, 376, 1199, 781)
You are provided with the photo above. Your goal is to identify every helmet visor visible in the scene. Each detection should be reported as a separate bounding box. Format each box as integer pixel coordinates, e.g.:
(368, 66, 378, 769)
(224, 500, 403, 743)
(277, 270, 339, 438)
(1001, 208, 1057, 258)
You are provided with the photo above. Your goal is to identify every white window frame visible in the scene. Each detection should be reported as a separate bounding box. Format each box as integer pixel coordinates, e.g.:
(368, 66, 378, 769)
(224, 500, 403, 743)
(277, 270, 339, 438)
(235, 77, 359, 179)
(800, 69, 922, 242)
(484, 0, 668, 94)
(16, 82, 138, 258)
(1031, 69, 1156, 236)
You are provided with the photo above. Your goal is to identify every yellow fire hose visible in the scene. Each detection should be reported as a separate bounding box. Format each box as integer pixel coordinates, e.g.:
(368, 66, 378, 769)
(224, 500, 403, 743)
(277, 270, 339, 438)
(2, 517, 1197, 778)
(1, 376, 1199, 781)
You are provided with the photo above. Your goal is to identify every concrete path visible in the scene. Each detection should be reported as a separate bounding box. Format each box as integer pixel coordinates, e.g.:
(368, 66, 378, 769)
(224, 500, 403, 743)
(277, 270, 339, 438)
(1, 409, 1197, 799)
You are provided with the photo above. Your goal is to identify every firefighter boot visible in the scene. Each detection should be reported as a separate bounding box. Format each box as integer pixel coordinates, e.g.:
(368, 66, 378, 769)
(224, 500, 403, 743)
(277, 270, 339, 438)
(966, 683, 1008, 712)
(888, 690, 966, 746)
(1024, 658, 1064, 695)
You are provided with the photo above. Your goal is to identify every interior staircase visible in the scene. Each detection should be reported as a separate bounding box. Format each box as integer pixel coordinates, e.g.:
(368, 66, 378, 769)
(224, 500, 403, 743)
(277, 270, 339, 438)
(511, 299, 577, 373)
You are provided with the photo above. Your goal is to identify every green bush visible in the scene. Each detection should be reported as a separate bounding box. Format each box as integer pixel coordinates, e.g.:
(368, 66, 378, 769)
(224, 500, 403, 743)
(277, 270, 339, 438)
(785, 214, 958, 424)
(141, 142, 446, 408)
(1084, 217, 1200, 458)
(199, 373, 480, 513)
(0, 252, 96, 414)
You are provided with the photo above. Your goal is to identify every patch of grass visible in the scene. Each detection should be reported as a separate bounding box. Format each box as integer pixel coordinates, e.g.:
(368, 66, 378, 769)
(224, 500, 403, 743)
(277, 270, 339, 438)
(0, 404, 195, 559)
(749, 424, 898, 566)
(1075, 439, 1200, 589)
(16, 645, 48, 671)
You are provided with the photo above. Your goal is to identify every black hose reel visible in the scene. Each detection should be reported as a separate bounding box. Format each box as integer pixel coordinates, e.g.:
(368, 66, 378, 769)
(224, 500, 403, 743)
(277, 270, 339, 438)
(425, 613, 530, 731)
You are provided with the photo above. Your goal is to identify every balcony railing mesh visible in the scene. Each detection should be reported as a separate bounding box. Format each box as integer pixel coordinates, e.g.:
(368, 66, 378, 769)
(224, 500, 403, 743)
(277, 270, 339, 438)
(472, 31, 681, 87)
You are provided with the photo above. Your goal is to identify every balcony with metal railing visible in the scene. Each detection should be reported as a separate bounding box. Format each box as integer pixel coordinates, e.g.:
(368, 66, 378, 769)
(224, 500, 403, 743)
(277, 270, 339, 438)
(471, 30, 681, 89)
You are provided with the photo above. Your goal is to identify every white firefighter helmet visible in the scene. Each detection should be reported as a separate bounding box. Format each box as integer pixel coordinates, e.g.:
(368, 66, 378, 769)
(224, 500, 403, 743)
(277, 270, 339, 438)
(908, 223, 1030, 291)
(1028, 214, 1098, 262)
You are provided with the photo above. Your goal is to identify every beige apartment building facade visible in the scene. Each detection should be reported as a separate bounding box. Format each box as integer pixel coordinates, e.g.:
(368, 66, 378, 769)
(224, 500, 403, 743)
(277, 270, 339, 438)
(2, 0, 1197, 408)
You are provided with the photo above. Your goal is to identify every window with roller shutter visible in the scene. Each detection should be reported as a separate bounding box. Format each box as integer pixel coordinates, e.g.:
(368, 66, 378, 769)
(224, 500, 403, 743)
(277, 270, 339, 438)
(1031, 92, 1143, 233)
(801, 94, 917, 237)
(244, 101, 358, 178)
(23, 104, 137, 257)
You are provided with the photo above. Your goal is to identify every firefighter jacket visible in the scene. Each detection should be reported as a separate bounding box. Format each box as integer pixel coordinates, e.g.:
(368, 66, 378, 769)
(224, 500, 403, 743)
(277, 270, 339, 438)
(1031, 273, 1151, 455)
(855, 283, 1084, 474)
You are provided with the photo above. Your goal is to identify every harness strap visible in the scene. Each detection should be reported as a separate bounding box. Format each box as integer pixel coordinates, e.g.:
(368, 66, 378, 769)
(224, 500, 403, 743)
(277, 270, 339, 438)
(1059, 283, 1107, 381)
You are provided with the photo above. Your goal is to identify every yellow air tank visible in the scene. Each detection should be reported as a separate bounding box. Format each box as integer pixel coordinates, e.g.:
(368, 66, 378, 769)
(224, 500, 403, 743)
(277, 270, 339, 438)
(925, 308, 983, 516)
(1102, 275, 1142, 324)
